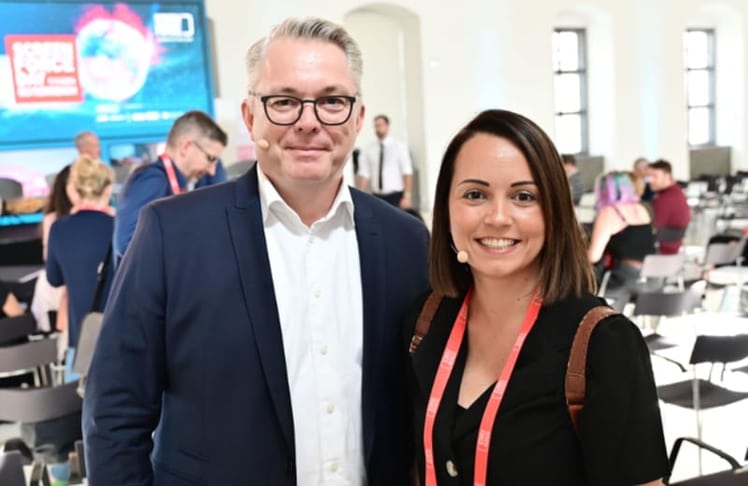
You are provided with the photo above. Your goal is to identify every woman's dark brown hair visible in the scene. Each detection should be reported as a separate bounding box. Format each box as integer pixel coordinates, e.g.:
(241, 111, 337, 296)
(430, 109, 595, 303)
(45, 164, 74, 217)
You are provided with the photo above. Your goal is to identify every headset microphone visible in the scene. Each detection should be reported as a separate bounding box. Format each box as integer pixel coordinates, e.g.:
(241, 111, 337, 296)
(256, 139, 270, 150)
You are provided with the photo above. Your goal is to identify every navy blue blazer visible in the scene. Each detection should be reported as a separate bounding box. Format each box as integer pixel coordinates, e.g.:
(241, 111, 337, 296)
(83, 167, 430, 485)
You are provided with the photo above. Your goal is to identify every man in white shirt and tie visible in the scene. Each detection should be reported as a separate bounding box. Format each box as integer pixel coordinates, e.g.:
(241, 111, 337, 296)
(357, 115, 414, 208)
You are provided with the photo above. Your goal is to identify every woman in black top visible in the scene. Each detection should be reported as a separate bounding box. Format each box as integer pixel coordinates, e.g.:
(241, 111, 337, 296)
(408, 109, 668, 485)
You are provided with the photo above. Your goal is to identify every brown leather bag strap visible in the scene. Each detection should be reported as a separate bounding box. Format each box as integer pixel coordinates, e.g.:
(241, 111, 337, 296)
(565, 305, 618, 435)
(409, 292, 442, 355)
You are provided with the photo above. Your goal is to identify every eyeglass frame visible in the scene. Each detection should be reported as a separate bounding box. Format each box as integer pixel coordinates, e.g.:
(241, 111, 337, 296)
(192, 140, 220, 164)
(248, 92, 359, 126)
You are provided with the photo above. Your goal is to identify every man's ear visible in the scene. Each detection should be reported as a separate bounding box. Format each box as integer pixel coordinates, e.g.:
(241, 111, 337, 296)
(242, 99, 256, 140)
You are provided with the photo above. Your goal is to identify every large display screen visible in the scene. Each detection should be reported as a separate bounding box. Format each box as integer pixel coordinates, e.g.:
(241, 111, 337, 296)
(0, 0, 215, 149)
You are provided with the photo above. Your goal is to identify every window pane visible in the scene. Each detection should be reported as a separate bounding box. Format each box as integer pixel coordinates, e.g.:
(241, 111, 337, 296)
(687, 70, 711, 106)
(685, 30, 709, 69)
(554, 74, 581, 113)
(555, 114, 582, 154)
(688, 107, 711, 145)
(553, 31, 579, 71)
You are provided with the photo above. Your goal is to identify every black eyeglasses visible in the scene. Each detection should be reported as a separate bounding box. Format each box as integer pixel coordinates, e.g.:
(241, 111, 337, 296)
(248, 92, 358, 126)
(192, 141, 219, 164)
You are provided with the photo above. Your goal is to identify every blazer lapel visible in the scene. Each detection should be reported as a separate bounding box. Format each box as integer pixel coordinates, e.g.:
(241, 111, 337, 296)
(226, 168, 295, 458)
(352, 193, 385, 463)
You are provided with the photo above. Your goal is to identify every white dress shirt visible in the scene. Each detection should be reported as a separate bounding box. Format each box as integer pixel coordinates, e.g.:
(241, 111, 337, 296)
(257, 167, 365, 486)
(359, 136, 413, 194)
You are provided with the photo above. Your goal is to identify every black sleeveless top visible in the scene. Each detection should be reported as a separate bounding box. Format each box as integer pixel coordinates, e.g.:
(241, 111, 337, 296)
(605, 205, 655, 262)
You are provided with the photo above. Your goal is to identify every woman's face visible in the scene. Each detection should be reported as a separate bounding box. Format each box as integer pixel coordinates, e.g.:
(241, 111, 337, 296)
(448, 133, 545, 284)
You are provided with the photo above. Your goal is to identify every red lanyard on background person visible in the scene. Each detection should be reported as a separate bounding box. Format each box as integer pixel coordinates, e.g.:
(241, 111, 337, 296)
(161, 154, 182, 195)
(423, 286, 542, 486)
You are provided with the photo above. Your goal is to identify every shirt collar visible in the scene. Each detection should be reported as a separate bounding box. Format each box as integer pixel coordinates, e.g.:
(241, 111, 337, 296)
(256, 164, 355, 230)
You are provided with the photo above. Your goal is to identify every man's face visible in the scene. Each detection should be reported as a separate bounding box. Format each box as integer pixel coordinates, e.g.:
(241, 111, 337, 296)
(374, 118, 389, 139)
(241, 37, 364, 195)
(648, 168, 671, 191)
(80, 135, 101, 159)
(181, 137, 224, 180)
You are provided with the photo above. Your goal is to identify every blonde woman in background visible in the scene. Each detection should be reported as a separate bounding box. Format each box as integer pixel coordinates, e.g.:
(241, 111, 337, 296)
(46, 155, 115, 382)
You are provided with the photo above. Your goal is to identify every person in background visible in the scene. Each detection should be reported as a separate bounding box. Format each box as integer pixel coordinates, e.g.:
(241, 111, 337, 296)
(648, 159, 690, 254)
(588, 171, 656, 300)
(408, 109, 667, 485)
(562, 153, 585, 205)
(46, 155, 115, 382)
(83, 17, 429, 485)
(74, 131, 101, 160)
(357, 114, 414, 208)
(44, 155, 115, 484)
(31, 165, 78, 339)
(633, 157, 654, 202)
(112, 110, 227, 263)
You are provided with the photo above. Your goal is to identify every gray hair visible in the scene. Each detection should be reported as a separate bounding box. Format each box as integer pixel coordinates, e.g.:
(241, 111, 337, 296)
(244, 17, 363, 93)
(74, 131, 98, 150)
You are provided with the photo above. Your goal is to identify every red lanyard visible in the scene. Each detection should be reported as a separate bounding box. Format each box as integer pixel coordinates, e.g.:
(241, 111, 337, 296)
(161, 154, 182, 195)
(423, 287, 542, 486)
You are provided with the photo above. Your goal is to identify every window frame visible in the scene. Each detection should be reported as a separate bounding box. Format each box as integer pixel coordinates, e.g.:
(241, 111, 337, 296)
(552, 28, 589, 155)
(684, 28, 716, 147)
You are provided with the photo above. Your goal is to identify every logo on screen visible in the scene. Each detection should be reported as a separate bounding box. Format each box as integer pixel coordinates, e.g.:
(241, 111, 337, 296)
(153, 13, 195, 42)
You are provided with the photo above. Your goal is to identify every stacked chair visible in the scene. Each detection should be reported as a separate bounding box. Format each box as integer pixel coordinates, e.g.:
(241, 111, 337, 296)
(0, 312, 82, 483)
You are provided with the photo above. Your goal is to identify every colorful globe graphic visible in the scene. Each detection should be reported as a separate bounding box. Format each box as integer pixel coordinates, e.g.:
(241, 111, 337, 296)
(76, 18, 152, 102)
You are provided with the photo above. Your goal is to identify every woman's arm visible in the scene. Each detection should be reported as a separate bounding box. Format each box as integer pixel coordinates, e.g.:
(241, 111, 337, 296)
(587, 207, 616, 263)
(2, 290, 24, 318)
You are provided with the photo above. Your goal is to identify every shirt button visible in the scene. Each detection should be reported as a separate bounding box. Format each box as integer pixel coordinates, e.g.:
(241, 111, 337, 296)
(327, 403, 335, 414)
(314, 288, 321, 298)
(446, 460, 458, 477)
(331, 463, 339, 473)
(320, 346, 328, 355)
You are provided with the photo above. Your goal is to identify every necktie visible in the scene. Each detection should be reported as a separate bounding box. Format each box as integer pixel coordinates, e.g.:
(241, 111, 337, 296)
(378, 142, 384, 191)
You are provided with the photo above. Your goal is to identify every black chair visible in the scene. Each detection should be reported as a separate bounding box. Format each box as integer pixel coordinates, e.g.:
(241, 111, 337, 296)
(657, 334, 748, 445)
(657, 226, 688, 250)
(666, 437, 748, 485)
(631, 280, 706, 358)
(0, 313, 36, 345)
(0, 450, 26, 486)
(0, 335, 83, 471)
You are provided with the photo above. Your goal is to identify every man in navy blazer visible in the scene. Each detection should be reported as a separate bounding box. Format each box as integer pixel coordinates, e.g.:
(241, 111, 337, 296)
(83, 17, 429, 485)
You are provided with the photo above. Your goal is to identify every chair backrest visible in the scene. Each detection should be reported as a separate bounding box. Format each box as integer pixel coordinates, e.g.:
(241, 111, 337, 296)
(0, 313, 36, 345)
(0, 337, 57, 373)
(640, 253, 686, 279)
(0, 177, 23, 200)
(633, 287, 701, 317)
(690, 334, 748, 365)
(0, 450, 26, 486)
(704, 238, 747, 266)
(0, 381, 82, 422)
(656, 226, 688, 244)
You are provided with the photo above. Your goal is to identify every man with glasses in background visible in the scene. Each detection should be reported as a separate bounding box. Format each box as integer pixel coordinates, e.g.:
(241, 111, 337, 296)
(112, 109, 227, 263)
(83, 17, 429, 486)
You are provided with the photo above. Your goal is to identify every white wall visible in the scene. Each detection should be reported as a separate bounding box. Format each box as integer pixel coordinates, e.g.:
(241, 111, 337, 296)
(206, 0, 748, 203)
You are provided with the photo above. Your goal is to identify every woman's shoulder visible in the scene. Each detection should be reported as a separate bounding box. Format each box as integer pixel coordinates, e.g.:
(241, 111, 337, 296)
(536, 292, 614, 347)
